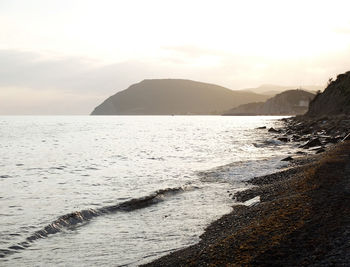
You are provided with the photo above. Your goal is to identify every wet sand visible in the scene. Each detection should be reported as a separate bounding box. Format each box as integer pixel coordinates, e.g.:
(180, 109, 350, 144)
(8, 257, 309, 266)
(144, 141, 350, 266)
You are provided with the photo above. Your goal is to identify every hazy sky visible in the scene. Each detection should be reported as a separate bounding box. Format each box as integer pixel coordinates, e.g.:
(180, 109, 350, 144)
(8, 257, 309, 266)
(1, 0, 350, 114)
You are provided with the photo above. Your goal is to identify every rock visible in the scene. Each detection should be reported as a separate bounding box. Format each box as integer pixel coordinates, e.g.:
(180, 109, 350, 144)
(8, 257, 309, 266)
(292, 134, 301, 141)
(278, 137, 289, 142)
(256, 126, 267, 129)
(281, 156, 293, 161)
(316, 148, 325, 154)
(268, 127, 281, 133)
(300, 136, 311, 141)
(301, 129, 312, 134)
(298, 143, 306, 149)
(342, 133, 350, 142)
(325, 136, 342, 144)
(300, 138, 322, 149)
(323, 136, 335, 144)
(296, 151, 307, 155)
(308, 138, 323, 147)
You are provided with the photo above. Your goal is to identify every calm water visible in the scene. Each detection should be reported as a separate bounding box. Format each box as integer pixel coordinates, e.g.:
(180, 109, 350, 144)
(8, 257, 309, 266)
(0, 116, 296, 266)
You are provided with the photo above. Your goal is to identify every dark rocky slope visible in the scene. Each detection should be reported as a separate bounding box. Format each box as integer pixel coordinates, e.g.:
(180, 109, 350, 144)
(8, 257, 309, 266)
(307, 71, 350, 116)
(91, 79, 269, 115)
(224, 89, 315, 115)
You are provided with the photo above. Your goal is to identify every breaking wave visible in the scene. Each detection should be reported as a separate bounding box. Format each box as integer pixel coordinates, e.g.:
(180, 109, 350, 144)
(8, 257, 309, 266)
(0, 186, 191, 258)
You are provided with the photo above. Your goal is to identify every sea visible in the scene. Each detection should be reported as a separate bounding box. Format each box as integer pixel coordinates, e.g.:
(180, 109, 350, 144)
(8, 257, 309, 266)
(0, 116, 298, 266)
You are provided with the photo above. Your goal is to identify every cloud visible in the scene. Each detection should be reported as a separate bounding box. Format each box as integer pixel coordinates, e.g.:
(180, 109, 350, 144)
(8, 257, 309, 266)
(0, 86, 103, 115)
(0, 49, 167, 114)
(161, 45, 222, 58)
(0, 49, 197, 94)
(0, 49, 229, 96)
(0, 49, 106, 92)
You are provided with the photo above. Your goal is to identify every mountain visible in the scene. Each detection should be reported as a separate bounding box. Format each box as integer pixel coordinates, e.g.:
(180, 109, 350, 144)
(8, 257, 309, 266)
(224, 89, 315, 115)
(223, 102, 265, 115)
(306, 71, 350, 117)
(91, 79, 270, 115)
(240, 84, 323, 96)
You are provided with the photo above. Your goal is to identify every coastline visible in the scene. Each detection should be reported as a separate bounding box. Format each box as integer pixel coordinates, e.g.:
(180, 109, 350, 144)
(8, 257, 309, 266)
(144, 118, 350, 266)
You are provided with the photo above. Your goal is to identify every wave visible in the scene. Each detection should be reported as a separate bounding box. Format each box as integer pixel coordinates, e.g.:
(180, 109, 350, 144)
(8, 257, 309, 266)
(0, 186, 190, 259)
(252, 139, 283, 147)
(197, 158, 288, 184)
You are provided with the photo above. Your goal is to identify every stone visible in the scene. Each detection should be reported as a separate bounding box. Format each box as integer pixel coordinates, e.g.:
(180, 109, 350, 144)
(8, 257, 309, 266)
(292, 134, 301, 141)
(316, 148, 326, 154)
(300, 138, 322, 149)
(281, 156, 293, 161)
(300, 136, 311, 141)
(278, 137, 289, 142)
(268, 127, 281, 133)
(342, 133, 350, 142)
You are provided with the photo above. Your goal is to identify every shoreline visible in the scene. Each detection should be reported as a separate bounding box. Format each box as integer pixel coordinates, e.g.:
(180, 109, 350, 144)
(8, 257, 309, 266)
(144, 117, 350, 266)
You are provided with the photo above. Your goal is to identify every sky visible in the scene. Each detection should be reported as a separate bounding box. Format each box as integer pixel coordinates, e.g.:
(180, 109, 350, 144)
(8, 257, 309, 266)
(1, 0, 350, 114)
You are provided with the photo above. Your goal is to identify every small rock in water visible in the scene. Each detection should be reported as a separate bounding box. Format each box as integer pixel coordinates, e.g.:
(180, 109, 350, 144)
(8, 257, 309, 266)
(281, 156, 293, 161)
(256, 126, 267, 129)
(268, 127, 281, 133)
(277, 137, 289, 142)
(292, 134, 301, 141)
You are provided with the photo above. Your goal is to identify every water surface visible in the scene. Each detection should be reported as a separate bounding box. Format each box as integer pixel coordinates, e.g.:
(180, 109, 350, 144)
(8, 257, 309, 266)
(0, 116, 295, 266)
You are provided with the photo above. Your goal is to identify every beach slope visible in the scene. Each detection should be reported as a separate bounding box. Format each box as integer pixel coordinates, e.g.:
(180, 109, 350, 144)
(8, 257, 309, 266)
(144, 142, 350, 266)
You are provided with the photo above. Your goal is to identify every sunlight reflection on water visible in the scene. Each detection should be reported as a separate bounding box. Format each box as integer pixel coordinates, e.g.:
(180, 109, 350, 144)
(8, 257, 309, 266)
(0, 116, 294, 266)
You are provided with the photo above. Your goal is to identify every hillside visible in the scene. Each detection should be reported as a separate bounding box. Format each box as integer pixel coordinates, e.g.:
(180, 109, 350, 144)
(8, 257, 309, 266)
(223, 102, 265, 115)
(306, 71, 350, 117)
(91, 79, 269, 115)
(224, 89, 315, 115)
(240, 84, 322, 96)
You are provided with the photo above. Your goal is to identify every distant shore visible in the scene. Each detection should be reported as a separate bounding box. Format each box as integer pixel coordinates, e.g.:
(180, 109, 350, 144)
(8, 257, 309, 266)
(144, 116, 350, 266)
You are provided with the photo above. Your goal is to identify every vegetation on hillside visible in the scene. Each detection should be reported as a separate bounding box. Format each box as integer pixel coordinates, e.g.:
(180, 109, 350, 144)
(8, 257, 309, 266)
(307, 71, 350, 116)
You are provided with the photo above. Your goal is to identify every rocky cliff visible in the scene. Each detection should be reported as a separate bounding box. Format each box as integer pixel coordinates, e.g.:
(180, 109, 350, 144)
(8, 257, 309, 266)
(306, 71, 350, 117)
(91, 79, 269, 115)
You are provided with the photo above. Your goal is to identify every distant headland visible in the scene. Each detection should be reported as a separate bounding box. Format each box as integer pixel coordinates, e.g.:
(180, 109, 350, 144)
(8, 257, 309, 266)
(91, 79, 271, 115)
